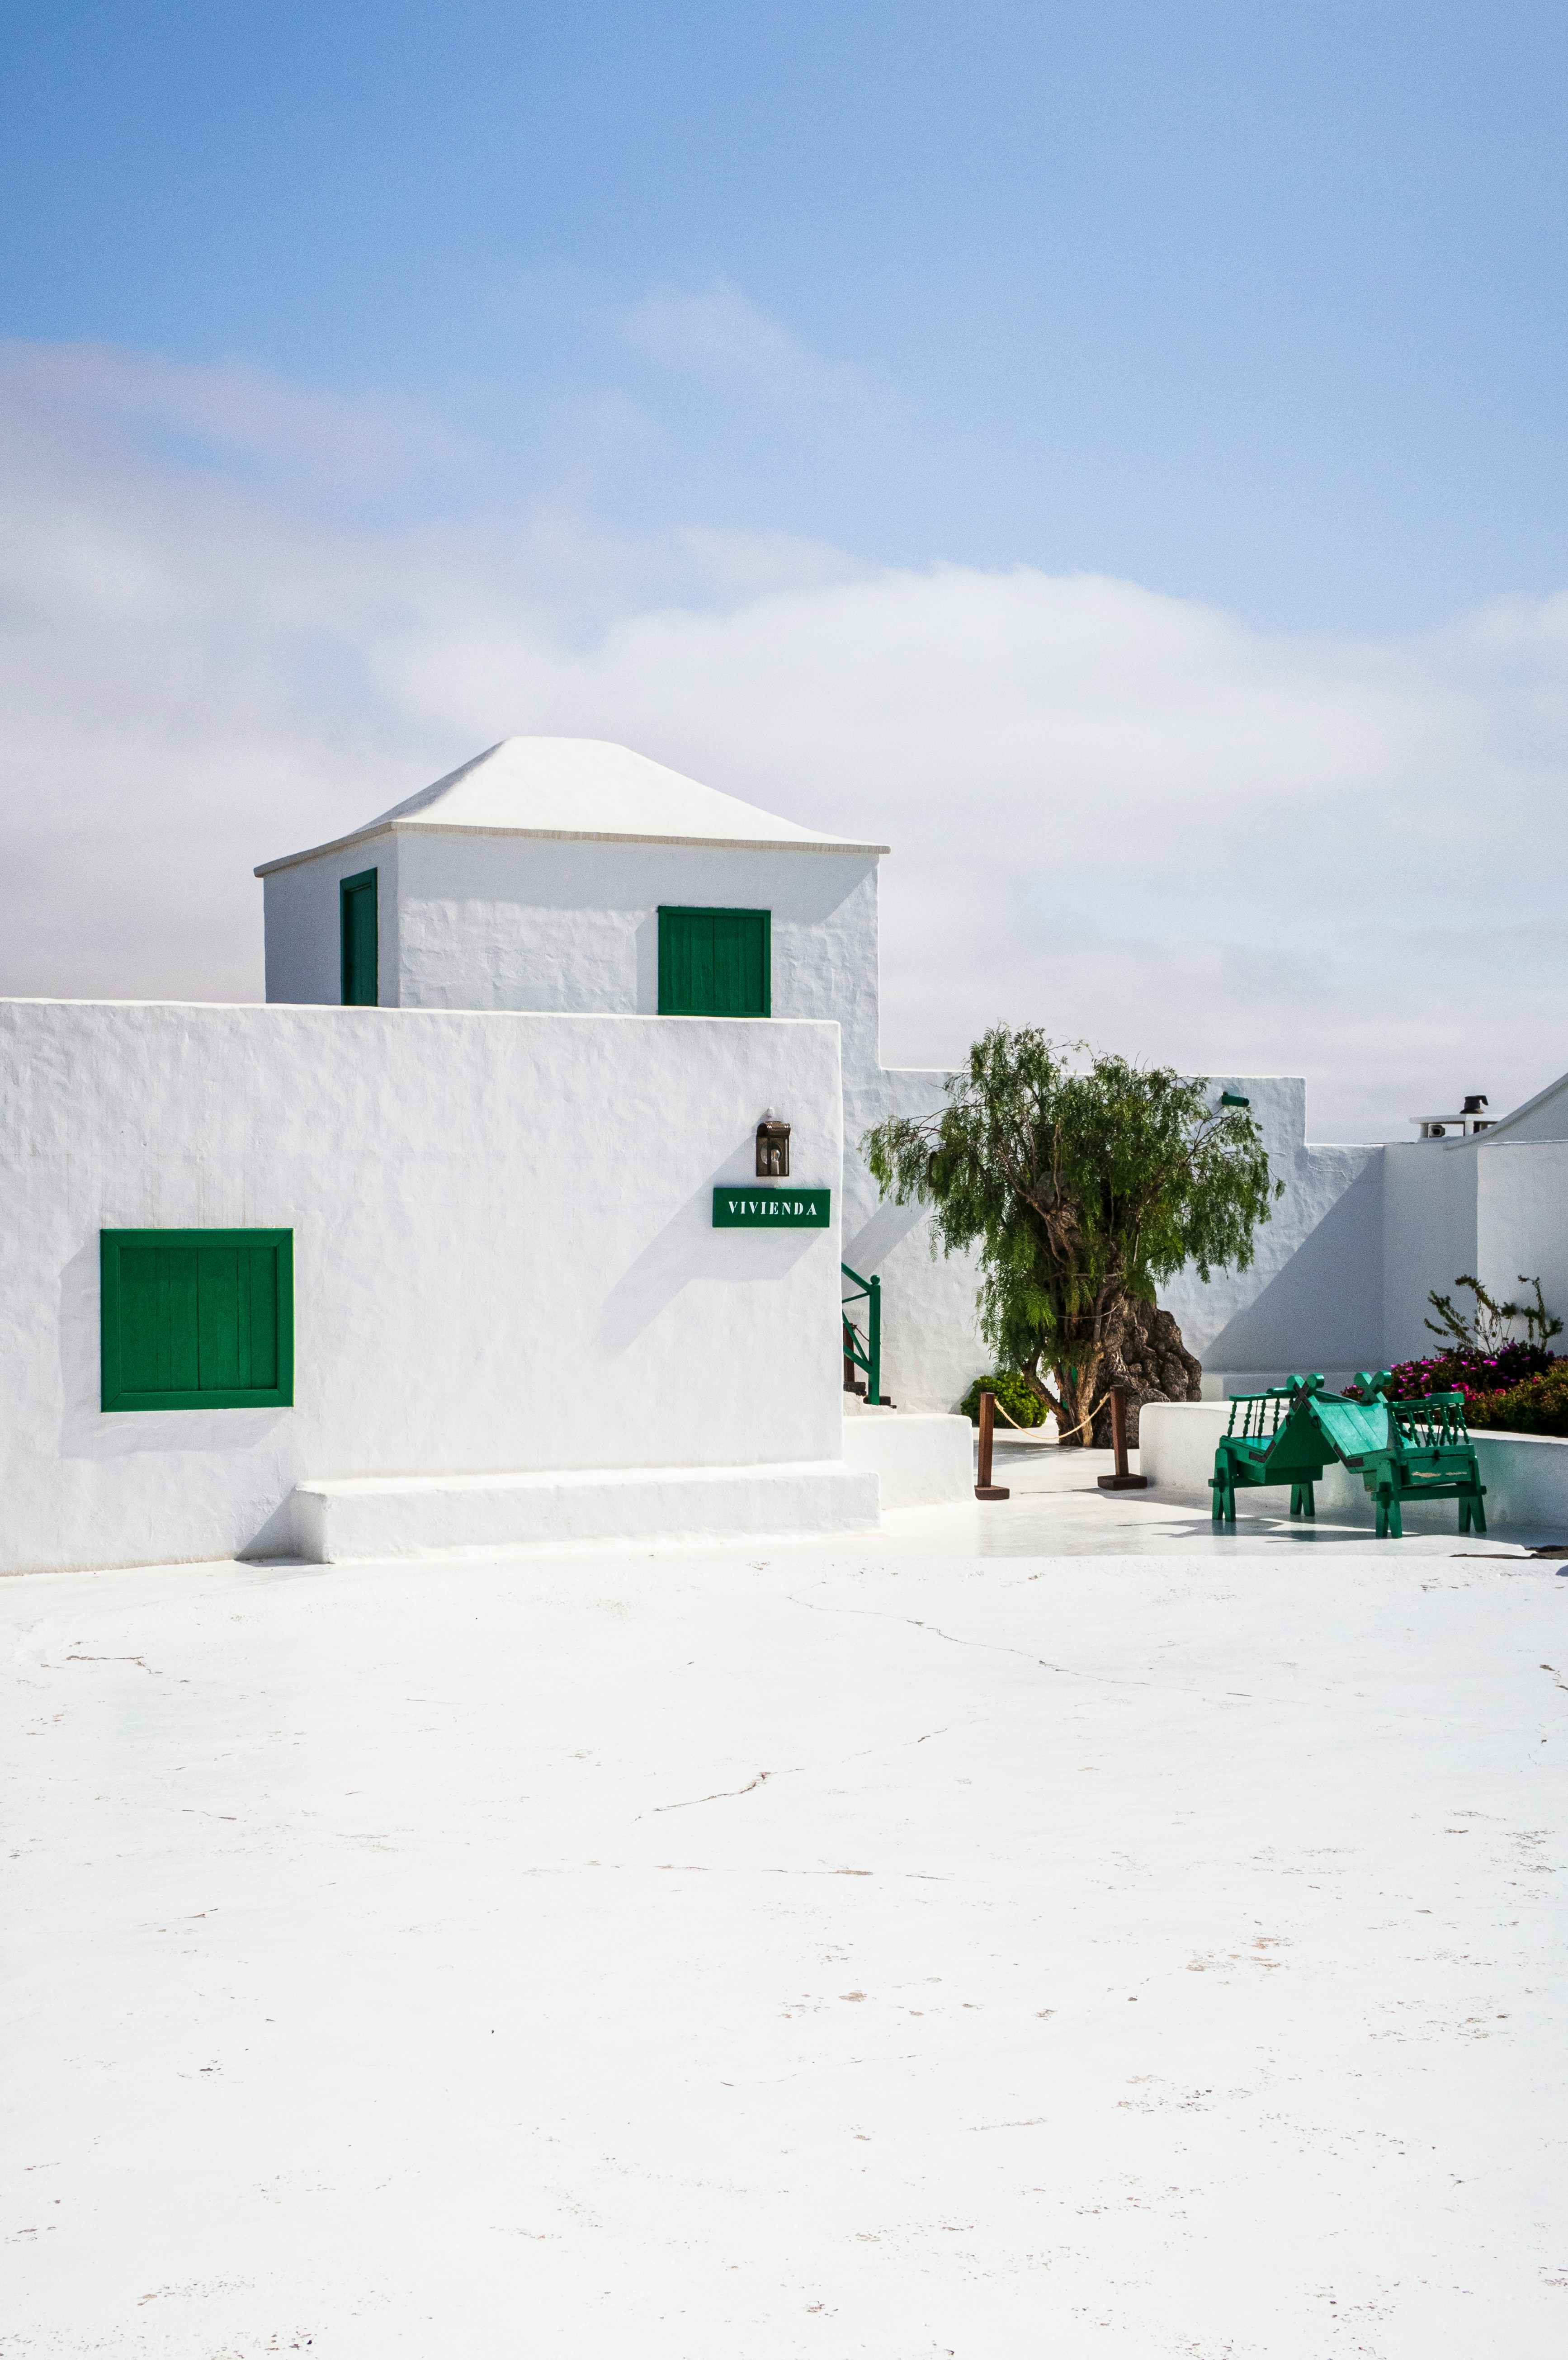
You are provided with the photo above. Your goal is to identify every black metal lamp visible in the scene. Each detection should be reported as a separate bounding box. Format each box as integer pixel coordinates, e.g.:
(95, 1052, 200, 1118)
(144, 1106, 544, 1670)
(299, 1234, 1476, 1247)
(756, 1119, 791, 1178)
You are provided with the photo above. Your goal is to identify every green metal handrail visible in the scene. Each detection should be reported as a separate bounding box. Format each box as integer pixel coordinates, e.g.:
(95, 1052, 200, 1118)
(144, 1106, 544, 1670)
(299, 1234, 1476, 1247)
(841, 1261, 882, 1405)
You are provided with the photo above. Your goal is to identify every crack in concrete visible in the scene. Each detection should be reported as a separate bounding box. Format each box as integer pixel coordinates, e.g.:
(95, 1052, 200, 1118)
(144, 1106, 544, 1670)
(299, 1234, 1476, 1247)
(787, 1586, 1270, 1703)
(644, 1767, 804, 1817)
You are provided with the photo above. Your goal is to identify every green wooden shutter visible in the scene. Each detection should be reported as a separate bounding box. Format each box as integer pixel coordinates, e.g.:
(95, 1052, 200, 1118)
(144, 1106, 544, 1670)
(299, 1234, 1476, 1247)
(657, 907, 770, 1016)
(101, 1230, 294, 1411)
(340, 869, 378, 1006)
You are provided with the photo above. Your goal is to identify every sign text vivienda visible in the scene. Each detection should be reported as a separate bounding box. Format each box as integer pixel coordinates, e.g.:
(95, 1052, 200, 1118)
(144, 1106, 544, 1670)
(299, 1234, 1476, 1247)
(712, 1186, 831, 1229)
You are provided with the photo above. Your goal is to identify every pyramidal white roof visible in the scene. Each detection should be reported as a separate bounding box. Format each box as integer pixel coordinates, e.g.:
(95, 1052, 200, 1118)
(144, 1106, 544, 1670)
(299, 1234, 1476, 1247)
(256, 737, 888, 874)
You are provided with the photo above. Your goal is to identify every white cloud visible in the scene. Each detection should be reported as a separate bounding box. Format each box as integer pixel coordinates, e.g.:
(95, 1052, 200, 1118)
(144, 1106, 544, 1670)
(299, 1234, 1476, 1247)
(619, 279, 863, 401)
(0, 339, 464, 497)
(1, 341, 1564, 1140)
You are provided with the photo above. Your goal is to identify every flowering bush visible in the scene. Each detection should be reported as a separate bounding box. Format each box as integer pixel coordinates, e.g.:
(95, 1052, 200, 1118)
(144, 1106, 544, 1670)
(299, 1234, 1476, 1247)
(1463, 1364, 1568, 1438)
(1374, 1342, 1559, 1401)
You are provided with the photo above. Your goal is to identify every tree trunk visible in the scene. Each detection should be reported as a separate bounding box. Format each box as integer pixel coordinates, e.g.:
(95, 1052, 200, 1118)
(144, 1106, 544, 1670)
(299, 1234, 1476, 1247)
(1051, 1350, 1106, 1448)
(1087, 1296, 1203, 1447)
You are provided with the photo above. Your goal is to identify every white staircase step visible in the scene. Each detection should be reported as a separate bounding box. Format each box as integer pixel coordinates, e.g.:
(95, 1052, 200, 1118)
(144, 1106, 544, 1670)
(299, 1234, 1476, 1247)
(285, 1458, 879, 1563)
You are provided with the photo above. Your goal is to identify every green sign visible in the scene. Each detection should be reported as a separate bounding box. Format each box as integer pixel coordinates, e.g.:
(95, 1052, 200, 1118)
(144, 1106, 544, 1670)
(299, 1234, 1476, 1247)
(713, 1186, 831, 1228)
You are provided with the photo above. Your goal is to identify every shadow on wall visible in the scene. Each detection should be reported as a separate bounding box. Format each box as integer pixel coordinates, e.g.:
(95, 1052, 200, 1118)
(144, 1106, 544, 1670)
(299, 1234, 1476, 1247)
(1202, 1160, 1385, 1374)
(594, 1128, 823, 1357)
(843, 1195, 927, 1272)
(635, 910, 659, 1013)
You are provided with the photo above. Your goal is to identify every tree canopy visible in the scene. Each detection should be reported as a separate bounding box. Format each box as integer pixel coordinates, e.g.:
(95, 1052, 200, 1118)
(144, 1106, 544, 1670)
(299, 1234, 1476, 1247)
(862, 1028, 1280, 1442)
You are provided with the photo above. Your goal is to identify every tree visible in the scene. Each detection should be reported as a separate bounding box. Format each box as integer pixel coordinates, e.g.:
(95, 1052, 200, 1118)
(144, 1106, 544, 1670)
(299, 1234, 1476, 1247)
(862, 1028, 1280, 1444)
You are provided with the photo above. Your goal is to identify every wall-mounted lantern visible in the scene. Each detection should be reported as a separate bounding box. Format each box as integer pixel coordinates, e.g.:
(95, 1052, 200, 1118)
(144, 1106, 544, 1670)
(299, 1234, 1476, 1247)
(756, 1119, 791, 1177)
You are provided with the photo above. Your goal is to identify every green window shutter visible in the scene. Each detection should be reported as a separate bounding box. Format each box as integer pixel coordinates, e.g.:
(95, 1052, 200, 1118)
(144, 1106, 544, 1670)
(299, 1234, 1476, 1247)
(657, 907, 770, 1017)
(340, 868, 378, 1006)
(101, 1230, 294, 1411)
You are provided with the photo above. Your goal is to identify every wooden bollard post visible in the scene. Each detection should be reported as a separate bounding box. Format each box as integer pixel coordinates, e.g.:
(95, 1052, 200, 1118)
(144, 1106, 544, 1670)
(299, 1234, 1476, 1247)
(1096, 1386, 1149, 1491)
(975, 1389, 1010, 1501)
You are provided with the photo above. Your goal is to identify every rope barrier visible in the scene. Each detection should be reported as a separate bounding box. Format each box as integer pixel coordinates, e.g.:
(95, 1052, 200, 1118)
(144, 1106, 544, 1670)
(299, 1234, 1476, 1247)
(981, 1383, 1119, 1444)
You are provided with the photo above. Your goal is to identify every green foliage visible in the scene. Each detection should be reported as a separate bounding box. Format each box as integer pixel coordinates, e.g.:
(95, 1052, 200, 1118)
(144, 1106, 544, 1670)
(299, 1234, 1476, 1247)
(1462, 1364, 1568, 1437)
(1425, 1273, 1563, 1355)
(863, 1029, 1280, 1442)
(959, 1371, 1048, 1428)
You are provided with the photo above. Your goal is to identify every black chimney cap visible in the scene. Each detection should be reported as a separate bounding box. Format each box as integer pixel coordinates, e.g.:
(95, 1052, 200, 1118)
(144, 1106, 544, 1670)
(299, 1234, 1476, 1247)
(1461, 1094, 1488, 1115)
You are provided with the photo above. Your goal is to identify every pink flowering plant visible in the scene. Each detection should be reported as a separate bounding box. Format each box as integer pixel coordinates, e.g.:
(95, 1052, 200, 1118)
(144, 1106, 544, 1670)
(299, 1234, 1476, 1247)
(1347, 1273, 1564, 1409)
(1377, 1339, 1557, 1402)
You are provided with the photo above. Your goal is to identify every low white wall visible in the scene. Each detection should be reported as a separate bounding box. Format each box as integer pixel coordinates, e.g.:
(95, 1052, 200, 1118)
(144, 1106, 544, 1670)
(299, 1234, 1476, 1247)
(1139, 1400, 1568, 1535)
(839, 1408, 974, 1509)
(0, 1000, 849, 1575)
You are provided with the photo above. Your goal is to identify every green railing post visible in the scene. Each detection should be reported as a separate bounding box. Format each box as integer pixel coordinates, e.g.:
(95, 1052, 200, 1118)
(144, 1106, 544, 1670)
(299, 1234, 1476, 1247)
(840, 1260, 883, 1405)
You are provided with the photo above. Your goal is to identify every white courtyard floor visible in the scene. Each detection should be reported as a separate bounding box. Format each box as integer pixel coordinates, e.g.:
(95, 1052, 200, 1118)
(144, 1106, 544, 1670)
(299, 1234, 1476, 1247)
(5, 1457, 1567, 2356)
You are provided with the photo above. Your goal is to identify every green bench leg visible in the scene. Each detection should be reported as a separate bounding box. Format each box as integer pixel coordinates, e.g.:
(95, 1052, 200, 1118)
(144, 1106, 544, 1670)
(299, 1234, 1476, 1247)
(1288, 1480, 1315, 1519)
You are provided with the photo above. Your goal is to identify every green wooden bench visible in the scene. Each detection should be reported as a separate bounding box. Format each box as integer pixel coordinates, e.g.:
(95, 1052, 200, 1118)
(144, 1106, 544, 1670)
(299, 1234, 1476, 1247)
(1210, 1371, 1486, 1538)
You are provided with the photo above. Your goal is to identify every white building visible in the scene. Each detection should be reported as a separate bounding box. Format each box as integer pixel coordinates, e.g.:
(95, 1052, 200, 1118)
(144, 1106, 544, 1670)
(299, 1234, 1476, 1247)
(4, 731, 1567, 1578)
(257, 735, 985, 1413)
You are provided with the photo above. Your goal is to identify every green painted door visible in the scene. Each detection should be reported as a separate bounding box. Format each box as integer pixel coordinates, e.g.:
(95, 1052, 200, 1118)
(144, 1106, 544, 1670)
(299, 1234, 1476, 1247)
(657, 907, 770, 1016)
(340, 868, 378, 1006)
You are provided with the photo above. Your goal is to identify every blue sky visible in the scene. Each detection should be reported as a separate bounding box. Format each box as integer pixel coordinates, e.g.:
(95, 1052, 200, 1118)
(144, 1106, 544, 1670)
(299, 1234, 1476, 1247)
(2, 3, 1566, 1136)
(6, 0, 1565, 628)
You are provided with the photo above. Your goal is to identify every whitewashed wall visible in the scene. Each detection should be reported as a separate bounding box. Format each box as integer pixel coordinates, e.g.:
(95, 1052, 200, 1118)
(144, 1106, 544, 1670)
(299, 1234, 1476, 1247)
(1161, 1078, 1385, 1379)
(1382, 1142, 1480, 1364)
(1380, 1133, 1568, 1367)
(262, 839, 400, 1009)
(0, 1001, 847, 1575)
(1478, 1142, 1568, 1336)
(264, 832, 882, 1057)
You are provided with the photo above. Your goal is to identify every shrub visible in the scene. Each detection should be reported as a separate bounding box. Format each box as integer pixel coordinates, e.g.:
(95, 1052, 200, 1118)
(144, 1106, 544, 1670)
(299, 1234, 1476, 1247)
(1425, 1272, 1562, 1355)
(1463, 1364, 1568, 1438)
(960, 1371, 1048, 1429)
(1373, 1342, 1559, 1401)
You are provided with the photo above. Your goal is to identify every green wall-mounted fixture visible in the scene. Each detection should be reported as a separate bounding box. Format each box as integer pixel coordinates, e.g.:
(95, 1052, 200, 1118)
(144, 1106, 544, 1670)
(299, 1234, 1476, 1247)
(712, 1187, 828, 1228)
